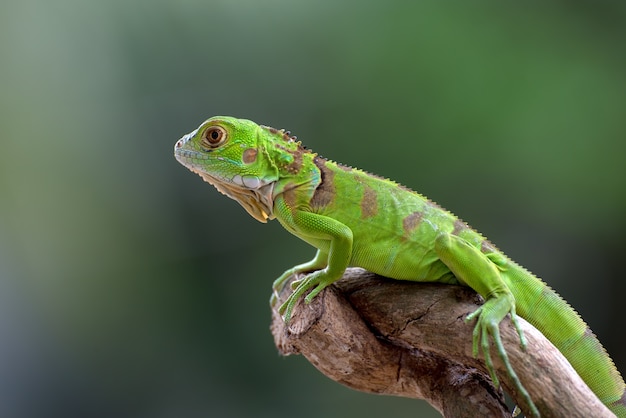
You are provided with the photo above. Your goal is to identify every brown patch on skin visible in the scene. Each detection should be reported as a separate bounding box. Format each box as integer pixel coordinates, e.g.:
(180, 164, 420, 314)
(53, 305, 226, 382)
(263, 125, 298, 143)
(286, 146, 303, 174)
(581, 327, 612, 355)
(311, 157, 335, 208)
(481, 240, 498, 254)
(360, 185, 378, 219)
(425, 199, 445, 212)
(280, 130, 296, 142)
(583, 326, 597, 339)
(397, 183, 416, 194)
(242, 148, 258, 164)
(276, 144, 305, 174)
(274, 143, 307, 175)
(615, 390, 626, 408)
(402, 211, 423, 234)
(337, 163, 354, 172)
(452, 219, 468, 235)
(282, 183, 298, 214)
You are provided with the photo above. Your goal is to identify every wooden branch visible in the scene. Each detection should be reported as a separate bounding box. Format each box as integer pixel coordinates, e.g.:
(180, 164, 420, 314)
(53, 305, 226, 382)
(270, 268, 613, 418)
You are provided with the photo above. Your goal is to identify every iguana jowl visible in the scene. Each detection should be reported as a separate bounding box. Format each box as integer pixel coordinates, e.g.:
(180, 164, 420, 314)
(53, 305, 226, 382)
(174, 116, 626, 417)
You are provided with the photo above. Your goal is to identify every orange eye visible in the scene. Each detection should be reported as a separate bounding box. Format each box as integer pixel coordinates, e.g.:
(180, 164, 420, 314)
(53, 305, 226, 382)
(202, 126, 227, 148)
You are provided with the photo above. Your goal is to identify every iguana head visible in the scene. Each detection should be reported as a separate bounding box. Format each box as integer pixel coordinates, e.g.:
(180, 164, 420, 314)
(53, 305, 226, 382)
(175, 116, 308, 223)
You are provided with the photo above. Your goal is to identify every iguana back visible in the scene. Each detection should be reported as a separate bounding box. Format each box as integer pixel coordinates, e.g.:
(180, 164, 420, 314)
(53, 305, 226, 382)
(306, 156, 626, 414)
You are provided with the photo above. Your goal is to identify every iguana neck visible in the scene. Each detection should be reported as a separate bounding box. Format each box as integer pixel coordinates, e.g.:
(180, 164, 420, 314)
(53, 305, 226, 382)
(194, 169, 276, 223)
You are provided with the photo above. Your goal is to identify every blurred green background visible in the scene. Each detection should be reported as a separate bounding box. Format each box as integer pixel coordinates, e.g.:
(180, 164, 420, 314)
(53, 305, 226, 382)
(1, 1, 625, 417)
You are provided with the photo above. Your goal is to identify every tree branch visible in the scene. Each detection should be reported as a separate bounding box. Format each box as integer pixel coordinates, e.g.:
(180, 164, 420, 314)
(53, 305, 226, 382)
(270, 268, 613, 418)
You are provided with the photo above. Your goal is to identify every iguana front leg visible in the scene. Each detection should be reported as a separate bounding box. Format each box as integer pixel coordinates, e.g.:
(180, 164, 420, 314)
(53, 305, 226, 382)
(435, 233, 539, 417)
(270, 249, 328, 306)
(273, 198, 353, 323)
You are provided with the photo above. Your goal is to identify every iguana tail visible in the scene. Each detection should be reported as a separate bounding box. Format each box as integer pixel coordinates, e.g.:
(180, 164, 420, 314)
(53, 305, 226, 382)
(505, 266, 626, 417)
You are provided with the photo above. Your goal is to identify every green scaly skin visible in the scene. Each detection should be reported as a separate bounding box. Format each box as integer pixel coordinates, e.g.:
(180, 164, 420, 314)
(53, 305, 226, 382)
(174, 116, 626, 417)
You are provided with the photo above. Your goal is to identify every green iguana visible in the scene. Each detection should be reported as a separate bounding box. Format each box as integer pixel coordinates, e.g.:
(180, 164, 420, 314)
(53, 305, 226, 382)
(174, 116, 625, 417)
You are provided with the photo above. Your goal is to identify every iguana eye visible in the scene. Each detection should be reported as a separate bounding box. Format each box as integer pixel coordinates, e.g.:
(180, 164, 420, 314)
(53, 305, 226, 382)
(201, 126, 227, 148)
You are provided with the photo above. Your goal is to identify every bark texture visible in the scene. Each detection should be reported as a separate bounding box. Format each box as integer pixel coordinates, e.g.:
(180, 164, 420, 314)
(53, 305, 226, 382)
(270, 268, 613, 418)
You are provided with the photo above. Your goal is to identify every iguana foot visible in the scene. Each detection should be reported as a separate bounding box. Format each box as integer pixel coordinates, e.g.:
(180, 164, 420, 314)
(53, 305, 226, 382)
(270, 254, 329, 308)
(466, 294, 539, 417)
(277, 270, 335, 323)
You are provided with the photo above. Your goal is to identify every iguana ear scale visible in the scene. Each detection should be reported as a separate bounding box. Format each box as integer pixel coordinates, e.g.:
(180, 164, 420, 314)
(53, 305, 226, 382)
(242, 148, 258, 164)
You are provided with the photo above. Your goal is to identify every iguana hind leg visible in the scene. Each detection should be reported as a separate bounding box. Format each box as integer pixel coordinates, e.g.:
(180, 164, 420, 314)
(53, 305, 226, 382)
(435, 233, 539, 417)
